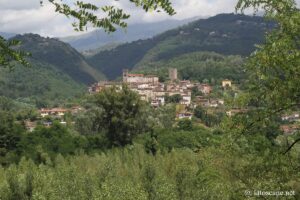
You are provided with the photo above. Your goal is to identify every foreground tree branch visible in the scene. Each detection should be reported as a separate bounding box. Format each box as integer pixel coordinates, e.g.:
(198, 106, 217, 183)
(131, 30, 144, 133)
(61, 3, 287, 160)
(0, 36, 30, 68)
(283, 137, 300, 155)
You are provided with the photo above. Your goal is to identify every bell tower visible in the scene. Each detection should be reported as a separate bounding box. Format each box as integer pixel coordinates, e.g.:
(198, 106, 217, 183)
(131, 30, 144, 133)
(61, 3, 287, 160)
(123, 69, 129, 83)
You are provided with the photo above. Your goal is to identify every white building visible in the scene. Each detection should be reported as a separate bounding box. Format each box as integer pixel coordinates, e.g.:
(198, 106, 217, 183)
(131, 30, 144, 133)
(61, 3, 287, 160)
(177, 112, 193, 120)
(180, 95, 192, 106)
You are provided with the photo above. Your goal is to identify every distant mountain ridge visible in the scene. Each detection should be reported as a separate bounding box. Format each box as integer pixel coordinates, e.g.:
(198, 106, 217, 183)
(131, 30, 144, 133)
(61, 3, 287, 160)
(0, 32, 16, 39)
(87, 13, 273, 80)
(61, 18, 199, 51)
(13, 34, 106, 84)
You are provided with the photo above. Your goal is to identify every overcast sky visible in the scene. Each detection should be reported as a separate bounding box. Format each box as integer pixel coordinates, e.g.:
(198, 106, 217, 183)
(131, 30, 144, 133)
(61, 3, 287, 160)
(0, 0, 299, 37)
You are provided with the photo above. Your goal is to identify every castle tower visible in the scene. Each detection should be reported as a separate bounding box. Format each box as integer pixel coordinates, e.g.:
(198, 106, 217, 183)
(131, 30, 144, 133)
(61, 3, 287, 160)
(169, 68, 177, 81)
(123, 69, 129, 83)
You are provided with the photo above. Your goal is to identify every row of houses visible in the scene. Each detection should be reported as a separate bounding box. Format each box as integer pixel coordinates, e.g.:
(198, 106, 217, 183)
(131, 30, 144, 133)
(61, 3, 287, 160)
(87, 69, 238, 122)
(194, 96, 224, 108)
(39, 106, 83, 118)
(89, 69, 220, 108)
(281, 113, 300, 122)
(23, 106, 84, 132)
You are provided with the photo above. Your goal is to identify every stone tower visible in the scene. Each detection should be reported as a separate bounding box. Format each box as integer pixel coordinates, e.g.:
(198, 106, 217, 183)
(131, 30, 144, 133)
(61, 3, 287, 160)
(123, 69, 129, 83)
(169, 68, 177, 81)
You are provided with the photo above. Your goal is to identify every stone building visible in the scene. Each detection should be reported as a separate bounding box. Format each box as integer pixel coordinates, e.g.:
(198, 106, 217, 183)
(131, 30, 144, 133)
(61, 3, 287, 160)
(123, 69, 159, 85)
(169, 68, 178, 81)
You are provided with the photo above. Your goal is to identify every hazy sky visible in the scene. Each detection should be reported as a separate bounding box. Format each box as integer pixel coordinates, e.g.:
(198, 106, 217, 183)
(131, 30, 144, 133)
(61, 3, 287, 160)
(0, 0, 299, 37)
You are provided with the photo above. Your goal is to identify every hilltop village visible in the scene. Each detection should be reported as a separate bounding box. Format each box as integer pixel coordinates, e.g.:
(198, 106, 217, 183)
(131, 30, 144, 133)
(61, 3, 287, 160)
(88, 69, 231, 119)
(89, 68, 227, 108)
(28, 68, 233, 132)
(32, 68, 300, 135)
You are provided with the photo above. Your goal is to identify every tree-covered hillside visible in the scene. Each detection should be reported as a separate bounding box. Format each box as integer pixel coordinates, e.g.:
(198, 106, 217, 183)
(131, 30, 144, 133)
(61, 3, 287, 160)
(0, 61, 85, 107)
(133, 51, 245, 83)
(13, 34, 106, 84)
(87, 14, 272, 80)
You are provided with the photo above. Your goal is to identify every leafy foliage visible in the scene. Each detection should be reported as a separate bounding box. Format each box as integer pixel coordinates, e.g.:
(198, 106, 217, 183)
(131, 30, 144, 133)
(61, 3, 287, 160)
(0, 141, 299, 200)
(232, 0, 300, 151)
(46, 0, 175, 32)
(165, 94, 182, 104)
(0, 36, 29, 68)
(135, 51, 245, 83)
(0, 111, 24, 166)
(0, 61, 85, 107)
(79, 85, 151, 146)
(1, 1, 300, 199)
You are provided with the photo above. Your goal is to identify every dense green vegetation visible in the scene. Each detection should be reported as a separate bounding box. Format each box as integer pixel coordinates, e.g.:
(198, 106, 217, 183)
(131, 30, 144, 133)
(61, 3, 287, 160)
(134, 51, 245, 83)
(13, 34, 105, 84)
(77, 86, 151, 146)
(0, 62, 85, 107)
(0, 34, 107, 107)
(0, 88, 215, 165)
(0, 0, 299, 199)
(0, 35, 29, 68)
(0, 112, 299, 199)
(1, 78, 299, 199)
(87, 13, 271, 80)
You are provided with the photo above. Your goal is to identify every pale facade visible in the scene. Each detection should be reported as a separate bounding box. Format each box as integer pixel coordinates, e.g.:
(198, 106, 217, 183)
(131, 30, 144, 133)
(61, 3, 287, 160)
(177, 112, 193, 120)
(181, 95, 192, 106)
(123, 69, 159, 85)
(40, 108, 68, 118)
(88, 69, 203, 107)
(222, 80, 232, 88)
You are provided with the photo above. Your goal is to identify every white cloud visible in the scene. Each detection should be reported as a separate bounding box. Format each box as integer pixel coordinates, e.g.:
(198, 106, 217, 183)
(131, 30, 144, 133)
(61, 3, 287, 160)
(0, 0, 40, 10)
(0, 0, 299, 37)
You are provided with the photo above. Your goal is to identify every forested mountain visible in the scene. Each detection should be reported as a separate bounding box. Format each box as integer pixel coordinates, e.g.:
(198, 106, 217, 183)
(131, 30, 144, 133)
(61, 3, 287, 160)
(133, 51, 245, 83)
(87, 13, 273, 80)
(0, 62, 85, 107)
(13, 34, 106, 84)
(61, 18, 198, 51)
(0, 34, 108, 107)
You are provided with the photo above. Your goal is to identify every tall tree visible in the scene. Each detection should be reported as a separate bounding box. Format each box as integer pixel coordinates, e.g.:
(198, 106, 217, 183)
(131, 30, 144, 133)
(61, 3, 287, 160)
(0, 111, 23, 165)
(86, 85, 150, 146)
